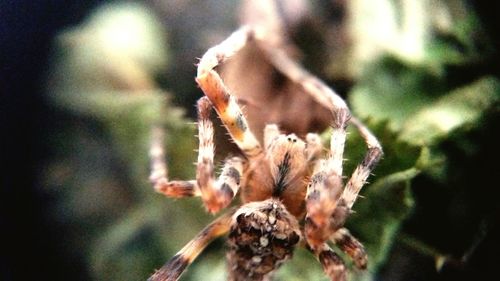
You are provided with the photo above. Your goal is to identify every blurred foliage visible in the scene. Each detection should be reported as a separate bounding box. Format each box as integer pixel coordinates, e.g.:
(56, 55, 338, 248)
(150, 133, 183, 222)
(43, 1, 499, 281)
(45, 3, 207, 280)
(343, 0, 499, 280)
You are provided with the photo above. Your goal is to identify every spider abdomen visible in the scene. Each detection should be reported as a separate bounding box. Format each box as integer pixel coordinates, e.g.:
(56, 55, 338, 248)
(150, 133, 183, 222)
(227, 199, 300, 281)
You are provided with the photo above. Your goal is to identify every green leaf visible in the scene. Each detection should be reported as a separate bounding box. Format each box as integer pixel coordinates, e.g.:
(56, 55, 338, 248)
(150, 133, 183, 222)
(399, 77, 500, 145)
(351, 56, 500, 146)
(350, 56, 443, 132)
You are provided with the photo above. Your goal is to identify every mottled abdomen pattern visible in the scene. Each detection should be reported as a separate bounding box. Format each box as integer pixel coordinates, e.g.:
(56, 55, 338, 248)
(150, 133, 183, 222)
(227, 199, 300, 281)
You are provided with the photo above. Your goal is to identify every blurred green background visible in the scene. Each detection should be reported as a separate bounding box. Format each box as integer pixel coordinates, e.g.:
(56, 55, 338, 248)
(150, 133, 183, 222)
(2, 0, 499, 281)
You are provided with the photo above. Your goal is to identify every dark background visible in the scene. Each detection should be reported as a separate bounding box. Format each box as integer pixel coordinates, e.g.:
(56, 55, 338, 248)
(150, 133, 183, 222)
(1, 1, 105, 280)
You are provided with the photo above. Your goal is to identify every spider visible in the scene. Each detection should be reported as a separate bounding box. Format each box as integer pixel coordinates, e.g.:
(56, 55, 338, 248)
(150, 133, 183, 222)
(148, 25, 382, 281)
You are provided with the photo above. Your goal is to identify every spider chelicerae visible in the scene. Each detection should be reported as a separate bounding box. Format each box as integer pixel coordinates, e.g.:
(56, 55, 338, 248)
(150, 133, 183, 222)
(148, 26, 383, 281)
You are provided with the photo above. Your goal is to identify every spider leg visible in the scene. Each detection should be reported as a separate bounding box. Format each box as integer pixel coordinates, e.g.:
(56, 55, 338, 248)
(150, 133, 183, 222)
(263, 124, 280, 149)
(197, 97, 244, 213)
(196, 27, 263, 158)
(305, 107, 349, 248)
(307, 242, 347, 281)
(304, 162, 343, 248)
(148, 210, 234, 281)
(149, 98, 243, 213)
(331, 228, 368, 270)
(305, 133, 324, 166)
(150, 125, 201, 198)
(341, 117, 383, 209)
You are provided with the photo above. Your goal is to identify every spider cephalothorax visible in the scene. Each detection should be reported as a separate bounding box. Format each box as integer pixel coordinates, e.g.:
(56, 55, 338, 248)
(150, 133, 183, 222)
(148, 25, 382, 281)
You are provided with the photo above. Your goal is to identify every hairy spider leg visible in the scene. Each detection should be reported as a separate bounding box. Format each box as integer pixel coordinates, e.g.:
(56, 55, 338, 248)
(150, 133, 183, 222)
(263, 124, 280, 150)
(150, 125, 201, 197)
(307, 242, 347, 281)
(148, 98, 243, 214)
(149, 210, 234, 281)
(196, 27, 263, 158)
(305, 133, 325, 166)
(197, 97, 244, 213)
(304, 160, 343, 248)
(341, 117, 383, 209)
(304, 106, 350, 248)
(331, 228, 368, 269)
